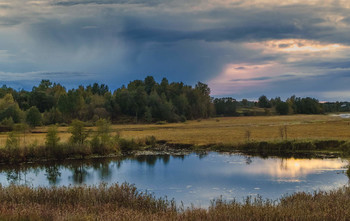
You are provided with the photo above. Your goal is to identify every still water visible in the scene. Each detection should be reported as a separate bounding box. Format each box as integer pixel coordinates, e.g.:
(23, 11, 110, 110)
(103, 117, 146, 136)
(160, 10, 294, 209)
(0, 152, 348, 207)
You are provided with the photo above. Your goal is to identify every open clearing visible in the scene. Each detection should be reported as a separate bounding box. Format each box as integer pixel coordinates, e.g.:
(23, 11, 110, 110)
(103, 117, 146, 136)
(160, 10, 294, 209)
(1, 114, 349, 147)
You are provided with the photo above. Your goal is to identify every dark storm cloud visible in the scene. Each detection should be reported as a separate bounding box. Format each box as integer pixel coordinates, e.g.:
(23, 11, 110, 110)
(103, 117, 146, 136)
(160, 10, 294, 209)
(1, 1, 350, 100)
(118, 6, 331, 43)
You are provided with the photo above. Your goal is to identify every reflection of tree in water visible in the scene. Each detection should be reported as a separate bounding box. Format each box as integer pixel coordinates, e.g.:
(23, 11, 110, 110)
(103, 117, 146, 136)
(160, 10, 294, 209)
(135, 155, 172, 166)
(280, 158, 288, 171)
(91, 161, 112, 180)
(161, 155, 170, 165)
(6, 169, 21, 184)
(116, 160, 122, 169)
(245, 156, 252, 165)
(45, 165, 61, 185)
(197, 152, 208, 159)
(69, 165, 89, 184)
(172, 155, 185, 160)
(136, 155, 157, 166)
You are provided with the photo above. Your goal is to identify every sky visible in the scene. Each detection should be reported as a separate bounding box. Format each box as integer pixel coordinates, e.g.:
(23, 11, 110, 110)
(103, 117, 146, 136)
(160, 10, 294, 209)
(0, 0, 350, 101)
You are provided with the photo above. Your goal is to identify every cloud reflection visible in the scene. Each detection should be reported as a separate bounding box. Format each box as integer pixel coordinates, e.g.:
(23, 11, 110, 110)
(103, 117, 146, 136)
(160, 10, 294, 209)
(245, 158, 348, 179)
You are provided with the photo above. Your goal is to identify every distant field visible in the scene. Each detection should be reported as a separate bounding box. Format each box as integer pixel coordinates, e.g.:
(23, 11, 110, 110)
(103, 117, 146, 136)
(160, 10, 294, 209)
(1, 114, 350, 147)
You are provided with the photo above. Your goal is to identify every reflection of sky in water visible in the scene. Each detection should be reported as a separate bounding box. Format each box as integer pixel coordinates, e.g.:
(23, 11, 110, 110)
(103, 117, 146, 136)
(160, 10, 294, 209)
(0, 153, 348, 208)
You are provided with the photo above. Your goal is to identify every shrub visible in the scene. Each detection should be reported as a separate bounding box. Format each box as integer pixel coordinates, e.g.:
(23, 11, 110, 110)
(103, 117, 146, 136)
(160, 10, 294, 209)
(69, 120, 89, 145)
(5, 132, 21, 162)
(45, 126, 60, 156)
(26, 106, 42, 127)
(144, 136, 157, 146)
(118, 138, 139, 152)
(0, 117, 14, 130)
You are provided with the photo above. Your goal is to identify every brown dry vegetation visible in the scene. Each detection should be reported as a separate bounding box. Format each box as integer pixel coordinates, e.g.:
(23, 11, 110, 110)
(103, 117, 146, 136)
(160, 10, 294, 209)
(1, 183, 350, 220)
(1, 115, 350, 220)
(1, 114, 349, 147)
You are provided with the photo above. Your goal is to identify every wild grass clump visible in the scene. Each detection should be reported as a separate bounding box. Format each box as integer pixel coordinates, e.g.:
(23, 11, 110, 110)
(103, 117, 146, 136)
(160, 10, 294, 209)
(118, 138, 140, 153)
(1, 184, 350, 220)
(0, 183, 175, 213)
(0, 183, 176, 220)
(117, 136, 157, 153)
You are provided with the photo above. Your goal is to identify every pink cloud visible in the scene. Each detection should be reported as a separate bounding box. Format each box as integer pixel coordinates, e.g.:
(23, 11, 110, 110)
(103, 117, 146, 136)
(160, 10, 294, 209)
(208, 62, 291, 96)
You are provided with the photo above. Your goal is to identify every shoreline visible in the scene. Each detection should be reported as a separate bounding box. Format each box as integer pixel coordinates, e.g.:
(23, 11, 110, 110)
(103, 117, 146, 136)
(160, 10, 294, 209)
(0, 138, 349, 165)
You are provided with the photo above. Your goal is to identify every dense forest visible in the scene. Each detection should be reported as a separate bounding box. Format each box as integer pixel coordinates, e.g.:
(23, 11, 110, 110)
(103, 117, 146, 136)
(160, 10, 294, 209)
(0, 76, 348, 129)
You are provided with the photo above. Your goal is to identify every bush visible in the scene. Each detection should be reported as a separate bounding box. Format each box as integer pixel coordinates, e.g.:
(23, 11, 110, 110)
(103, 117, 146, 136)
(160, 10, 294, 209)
(118, 138, 139, 152)
(45, 126, 60, 157)
(276, 102, 290, 115)
(0, 117, 14, 129)
(69, 120, 89, 145)
(5, 132, 21, 162)
(144, 136, 157, 146)
(26, 106, 42, 127)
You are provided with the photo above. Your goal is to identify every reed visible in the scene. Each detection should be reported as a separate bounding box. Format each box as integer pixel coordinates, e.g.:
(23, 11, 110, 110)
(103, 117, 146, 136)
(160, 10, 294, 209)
(1, 183, 350, 220)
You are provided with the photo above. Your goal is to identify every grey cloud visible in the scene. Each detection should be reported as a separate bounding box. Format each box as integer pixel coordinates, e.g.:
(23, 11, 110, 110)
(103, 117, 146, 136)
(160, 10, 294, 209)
(291, 60, 350, 70)
(228, 70, 350, 101)
(230, 74, 297, 82)
(0, 71, 95, 90)
(0, 17, 24, 27)
(53, 0, 161, 6)
(1, 1, 350, 99)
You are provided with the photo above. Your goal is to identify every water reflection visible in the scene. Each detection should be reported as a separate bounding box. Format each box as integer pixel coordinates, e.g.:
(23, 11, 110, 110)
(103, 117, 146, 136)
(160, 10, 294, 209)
(45, 165, 61, 185)
(0, 153, 348, 207)
(237, 158, 348, 178)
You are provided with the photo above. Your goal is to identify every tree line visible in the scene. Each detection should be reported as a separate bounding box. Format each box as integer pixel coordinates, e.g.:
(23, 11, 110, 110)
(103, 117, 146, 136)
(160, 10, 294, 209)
(214, 95, 350, 116)
(0, 76, 347, 129)
(0, 77, 213, 128)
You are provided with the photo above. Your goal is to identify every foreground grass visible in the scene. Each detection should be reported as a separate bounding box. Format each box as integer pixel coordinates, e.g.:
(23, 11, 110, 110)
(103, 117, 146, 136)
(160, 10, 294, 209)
(1, 183, 350, 220)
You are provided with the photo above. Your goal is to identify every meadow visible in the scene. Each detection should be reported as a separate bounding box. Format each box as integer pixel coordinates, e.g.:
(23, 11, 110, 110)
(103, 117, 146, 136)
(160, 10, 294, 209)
(1, 114, 349, 147)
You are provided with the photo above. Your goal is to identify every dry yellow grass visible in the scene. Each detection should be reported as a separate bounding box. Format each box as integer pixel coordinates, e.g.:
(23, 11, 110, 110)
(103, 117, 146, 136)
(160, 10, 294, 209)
(113, 114, 350, 145)
(2, 183, 350, 220)
(1, 114, 349, 147)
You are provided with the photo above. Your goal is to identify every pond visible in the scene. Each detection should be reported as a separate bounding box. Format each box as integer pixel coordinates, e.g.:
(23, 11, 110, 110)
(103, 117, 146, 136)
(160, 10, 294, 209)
(0, 152, 348, 207)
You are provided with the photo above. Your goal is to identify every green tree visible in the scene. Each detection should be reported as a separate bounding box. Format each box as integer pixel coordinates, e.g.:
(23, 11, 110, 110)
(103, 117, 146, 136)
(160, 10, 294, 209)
(0, 94, 24, 123)
(275, 102, 290, 115)
(69, 120, 89, 145)
(258, 95, 271, 108)
(14, 123, 29, 147)
(214, 97, 237, 116)
(96, 118, 111, 145)
(144, 76, 157, 95)
(26, 106, 42, 127)
(5, 132, 20, 159)
(46, 125, 60, 149)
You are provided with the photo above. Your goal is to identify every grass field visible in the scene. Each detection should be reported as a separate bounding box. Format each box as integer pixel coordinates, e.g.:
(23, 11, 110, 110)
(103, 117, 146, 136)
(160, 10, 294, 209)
(1, 114, 349, 147)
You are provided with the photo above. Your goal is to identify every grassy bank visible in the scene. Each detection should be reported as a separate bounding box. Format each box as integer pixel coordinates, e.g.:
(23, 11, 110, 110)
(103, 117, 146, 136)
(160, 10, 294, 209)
(0, 114, 350, 163)
(0, 135, 159, 164)
(1, 183, 350, 220)
(202, 139, 350, 156)
(1, 137, 349, 164)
